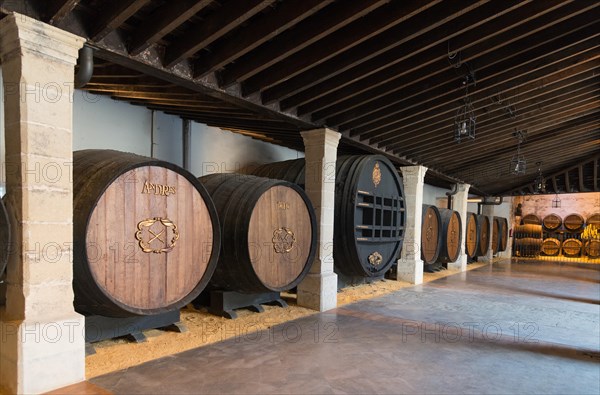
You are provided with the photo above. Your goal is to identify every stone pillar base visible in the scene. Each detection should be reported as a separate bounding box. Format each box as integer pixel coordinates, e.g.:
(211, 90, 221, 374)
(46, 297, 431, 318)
(297, 272, 338, 311)
(0, 314, 86, 394)
(396, 258, 424, 285)
(448, 253, 468, 272)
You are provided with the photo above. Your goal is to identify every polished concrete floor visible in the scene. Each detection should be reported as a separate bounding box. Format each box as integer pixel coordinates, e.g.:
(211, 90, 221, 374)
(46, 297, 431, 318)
(92, 261, 600, 394)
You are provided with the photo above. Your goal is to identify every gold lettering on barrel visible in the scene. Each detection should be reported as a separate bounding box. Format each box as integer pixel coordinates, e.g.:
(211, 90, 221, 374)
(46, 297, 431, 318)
(135, 217, 180, 254)
(141, 180, 176, 196)
(272, 227, 296, 253)
(277, 201, 290, 210)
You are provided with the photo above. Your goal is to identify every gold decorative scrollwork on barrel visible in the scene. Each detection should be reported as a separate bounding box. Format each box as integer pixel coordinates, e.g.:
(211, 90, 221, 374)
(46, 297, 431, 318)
(368, 251, 383, 266)
(135, 217, 179, 254)
(372, 162, 381, 188)
(272, 227, 296, 253)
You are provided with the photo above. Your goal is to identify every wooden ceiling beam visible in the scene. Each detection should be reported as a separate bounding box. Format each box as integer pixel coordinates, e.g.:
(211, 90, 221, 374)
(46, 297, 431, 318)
(81, 33, 315, 130)
(318, 9, 597, 126)
(384, 75, 599, 154)
(89, 0, 151, 42)
(128, 0, 213, 56)
(261, 0, 490, 104)
(382, 77, 598, 150)
(427, 101, 599, 160)
(435, 112, 600, 168)
(217, 0, 390, 87)
(358, 47, 600, 143)
(193, 0, 333, 78)
(45, 0, 79, 24)
(290, 0, 587, 116)
(350, 30, 599, 138)
(392, 100, 599, 156)
(502, 154, 600, 195)
(163, 0, 276, 68)
(457, 145, 598, 193)
(241, 0, 443, 96)
(440, 119, 599, 172)
(458, 149, 599, 194)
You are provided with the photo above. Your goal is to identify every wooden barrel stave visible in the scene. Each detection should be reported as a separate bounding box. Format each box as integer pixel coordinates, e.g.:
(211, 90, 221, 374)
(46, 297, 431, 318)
(563, 213, 585, 232)
(421, 205, 442, 264)
(521, 214, 542, 225)
(491, 217, 500, 254)
(586, 213, 600, 228)
(252, 155, 405, 278)
(465, 212, 479, 259)
(542, 213, 562, 231)
(476, 215, 490, 256)
(436, 208, 462, 264)
(521, 214, 541, 225)
(74, 150, 220, 317)
(562, 238, 583, 256)
(200, 174, 317, 293)
(584, 240, 600, 258)
(541, 238, 561, 256)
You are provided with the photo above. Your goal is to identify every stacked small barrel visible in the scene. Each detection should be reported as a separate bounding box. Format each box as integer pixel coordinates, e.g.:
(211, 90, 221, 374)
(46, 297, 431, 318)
(540, 212, 599, 258)
(584, 214, 600, 258)
(514, 214, 543, 257)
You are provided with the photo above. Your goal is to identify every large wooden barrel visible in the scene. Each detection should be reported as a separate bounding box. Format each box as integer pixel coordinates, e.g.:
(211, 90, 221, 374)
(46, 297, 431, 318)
(436, 208, 462, 263)
(73, 150, 220, 317)
(252, 155, 405, 278)
(515, 238, 542, 257)
(0, 198, 10, 276)
(475, 214, 490, 256)
(521, 214, 541, 225)
(496, 217, 509, 252)
(464, 212, 479, 259)
(563, 213, 585, 232)
(541, 238, 561, 256)
(562, 238, 582, 256)
(585, 240, 600, 258)
(542, 213, 562, 231)
(514, 224, 543, 238)
(421, 205, 442, 265)
(199, 174, 316, 293)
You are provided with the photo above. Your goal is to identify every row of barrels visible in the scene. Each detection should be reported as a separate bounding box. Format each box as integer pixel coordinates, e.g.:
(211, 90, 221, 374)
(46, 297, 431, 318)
(522, 213, 600, 232)
(72, 150, 318, 317)
(541, 238, 600, 258)
(420, 206, 509, 265)
(1, 150, 406, 318)
(514, 225, 600, 258)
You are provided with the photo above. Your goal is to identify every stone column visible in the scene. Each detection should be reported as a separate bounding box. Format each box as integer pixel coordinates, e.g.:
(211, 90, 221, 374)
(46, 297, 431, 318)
(0, 14, 85, 394)
(481, 204, 495, 263)
(397, 165, 427, 284)
(296, 128, 340, 311)
(448, 183, 470, 271)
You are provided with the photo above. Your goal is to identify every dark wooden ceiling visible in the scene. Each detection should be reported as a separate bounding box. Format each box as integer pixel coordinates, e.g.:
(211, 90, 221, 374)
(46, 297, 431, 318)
(1, 0, 598, 196)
